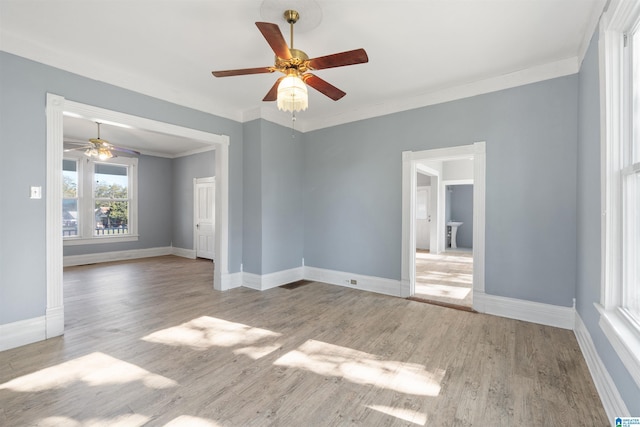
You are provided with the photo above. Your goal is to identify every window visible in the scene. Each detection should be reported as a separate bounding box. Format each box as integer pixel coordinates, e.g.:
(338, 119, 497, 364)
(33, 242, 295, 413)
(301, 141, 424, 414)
(63, 159, 79, 237)
(63, 154, 138, 245)
(598, 0, 640, 388)
(624, 29, 640, 324)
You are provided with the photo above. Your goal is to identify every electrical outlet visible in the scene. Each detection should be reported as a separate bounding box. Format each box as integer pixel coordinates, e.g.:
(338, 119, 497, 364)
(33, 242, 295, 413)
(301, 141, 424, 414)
(350, 279, 357, 285)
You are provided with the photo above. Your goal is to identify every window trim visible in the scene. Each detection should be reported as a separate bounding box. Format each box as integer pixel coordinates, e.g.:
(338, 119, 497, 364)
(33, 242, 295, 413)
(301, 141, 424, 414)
(63, 152, 139, 245)
(597, 0, 640, 389)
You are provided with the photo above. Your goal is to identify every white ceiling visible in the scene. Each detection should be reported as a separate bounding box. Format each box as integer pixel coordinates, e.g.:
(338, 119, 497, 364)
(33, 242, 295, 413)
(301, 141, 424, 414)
(62, 115, 214, 158)
(1, 0, 606, 156)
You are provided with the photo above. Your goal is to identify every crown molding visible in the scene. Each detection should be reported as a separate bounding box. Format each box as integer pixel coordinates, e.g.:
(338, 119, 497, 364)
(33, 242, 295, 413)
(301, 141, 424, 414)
(0, 31, 244, 123)
(3, 30, 580, 134)
(298, 57, 580, 132)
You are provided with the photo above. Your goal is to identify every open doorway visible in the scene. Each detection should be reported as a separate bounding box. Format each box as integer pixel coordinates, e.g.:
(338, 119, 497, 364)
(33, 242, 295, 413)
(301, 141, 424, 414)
(401, 143, 485, 312)
(45, 94, 230, 340)
(415, 181, 474, 308)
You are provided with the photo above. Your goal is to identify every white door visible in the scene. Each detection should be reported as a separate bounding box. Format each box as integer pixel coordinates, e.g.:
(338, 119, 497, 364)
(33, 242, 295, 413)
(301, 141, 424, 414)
(416, 187, 431, 249)
(195, 178, 215, 260)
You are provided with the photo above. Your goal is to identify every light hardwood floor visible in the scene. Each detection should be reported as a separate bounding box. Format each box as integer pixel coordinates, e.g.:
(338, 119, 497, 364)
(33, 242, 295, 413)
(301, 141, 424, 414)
(414, 250, 473, 309)
(0, 256, 607, 426)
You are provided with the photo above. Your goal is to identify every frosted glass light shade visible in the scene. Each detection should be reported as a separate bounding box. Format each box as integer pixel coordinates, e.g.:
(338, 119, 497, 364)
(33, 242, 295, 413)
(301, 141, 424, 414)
(277, 75, 308, 112)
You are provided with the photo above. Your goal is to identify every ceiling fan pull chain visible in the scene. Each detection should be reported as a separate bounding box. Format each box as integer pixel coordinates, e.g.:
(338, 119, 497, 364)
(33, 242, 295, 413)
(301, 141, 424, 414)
(291, 111, 296, 138)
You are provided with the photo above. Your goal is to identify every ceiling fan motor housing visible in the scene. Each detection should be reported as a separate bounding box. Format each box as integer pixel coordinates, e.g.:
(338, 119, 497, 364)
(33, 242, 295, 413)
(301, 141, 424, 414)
(275, 49, 310, 74)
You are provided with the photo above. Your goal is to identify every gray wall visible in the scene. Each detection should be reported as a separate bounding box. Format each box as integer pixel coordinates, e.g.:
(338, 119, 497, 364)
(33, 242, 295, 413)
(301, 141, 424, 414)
(242, 120, 303, 275)
(576, 32, 640, 413)
(242, 120, 263, 274)
(449, 184, 473, 249)
(172, 150, 215, 250)
(260, 121, 304, 274)
(304, 75, 578, 307)
(0, 51, 244, 325)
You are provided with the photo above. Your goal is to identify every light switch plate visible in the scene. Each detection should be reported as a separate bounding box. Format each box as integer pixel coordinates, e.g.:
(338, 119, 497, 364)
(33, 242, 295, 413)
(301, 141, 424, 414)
(30, 186, 42, 199)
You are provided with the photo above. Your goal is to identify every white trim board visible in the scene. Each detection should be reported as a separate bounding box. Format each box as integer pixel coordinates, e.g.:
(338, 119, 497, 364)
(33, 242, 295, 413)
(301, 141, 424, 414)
(243, 267, 304, 291)
(473, 292, 574, 330)
(223, 272, 243, 290)
(0, 316, 47, 352)
(303, 266, 402, 298)
(574, 313, 630, 419)
(172, 247, 197, 259)
(63, 247, 173, 267)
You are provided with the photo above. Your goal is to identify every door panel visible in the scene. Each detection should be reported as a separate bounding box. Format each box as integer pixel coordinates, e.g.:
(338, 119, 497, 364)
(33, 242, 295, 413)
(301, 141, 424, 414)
(195, 180, 215, 260)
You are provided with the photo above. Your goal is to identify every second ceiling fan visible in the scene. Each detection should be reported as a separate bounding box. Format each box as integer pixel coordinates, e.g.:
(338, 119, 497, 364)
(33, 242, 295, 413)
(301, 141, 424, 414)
(211, 9, 368, 112)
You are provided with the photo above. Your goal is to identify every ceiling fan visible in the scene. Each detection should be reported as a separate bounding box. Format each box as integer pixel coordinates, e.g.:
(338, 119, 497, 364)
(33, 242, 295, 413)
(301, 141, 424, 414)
(64, 122, 140, 160)
(211, 9, 368, 112)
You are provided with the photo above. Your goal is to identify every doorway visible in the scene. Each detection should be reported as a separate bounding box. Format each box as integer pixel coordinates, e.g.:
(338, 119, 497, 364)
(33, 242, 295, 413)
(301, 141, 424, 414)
(46, 93, 230, 340)
(401, 142, 486, 312)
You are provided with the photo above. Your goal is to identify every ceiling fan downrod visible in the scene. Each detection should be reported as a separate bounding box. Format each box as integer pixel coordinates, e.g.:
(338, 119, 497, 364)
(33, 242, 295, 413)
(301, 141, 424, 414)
(284, 9, 299, 49)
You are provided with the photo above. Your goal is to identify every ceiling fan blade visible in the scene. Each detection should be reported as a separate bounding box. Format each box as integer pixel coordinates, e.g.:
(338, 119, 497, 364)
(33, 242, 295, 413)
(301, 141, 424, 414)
(212, 67, 273, 78)
(112, 146, 140, 156)
(63, 147, 87, 152)
(256, 22, 291, 59)
(308, 48, 369, 70)
(263, 77, 285, 102)
(302, 74, 346, 101)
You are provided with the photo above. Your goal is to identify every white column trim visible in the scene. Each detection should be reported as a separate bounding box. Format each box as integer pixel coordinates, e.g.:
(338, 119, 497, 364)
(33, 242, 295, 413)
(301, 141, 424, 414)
(46, 93, 65, 338)
(400, 151, 414, 298)
(214, 136, 230, 290)
(472, 141, 487, 300)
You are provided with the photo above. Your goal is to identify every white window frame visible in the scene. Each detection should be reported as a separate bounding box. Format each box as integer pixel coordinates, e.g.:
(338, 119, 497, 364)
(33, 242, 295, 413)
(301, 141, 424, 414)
(597, 0, 640, 388)
(63, 152, 139, 246)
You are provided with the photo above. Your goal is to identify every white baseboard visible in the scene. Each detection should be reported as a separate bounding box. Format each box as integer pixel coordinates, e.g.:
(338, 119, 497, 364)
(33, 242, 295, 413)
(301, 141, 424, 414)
(574, 313, 629, 419)
(0, 316, 46, 352)
(46, 306, 64, 338)
(303, 266, 402, 297)
(63, 246, 173, 266)
(223, 272, 243, 290)
(171, 247, 196, 259)
(243, 267, 304, 291)
(473, 291, 574, 329)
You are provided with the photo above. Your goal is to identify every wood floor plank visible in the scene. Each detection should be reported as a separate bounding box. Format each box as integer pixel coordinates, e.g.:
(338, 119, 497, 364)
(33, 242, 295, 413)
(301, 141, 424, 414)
(0, 256, 608, 426)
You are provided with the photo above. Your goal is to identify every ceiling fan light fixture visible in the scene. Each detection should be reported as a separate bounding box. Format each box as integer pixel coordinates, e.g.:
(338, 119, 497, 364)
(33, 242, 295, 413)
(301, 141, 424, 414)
(277, 73, 308, 112)
(97, 147, 114, 160)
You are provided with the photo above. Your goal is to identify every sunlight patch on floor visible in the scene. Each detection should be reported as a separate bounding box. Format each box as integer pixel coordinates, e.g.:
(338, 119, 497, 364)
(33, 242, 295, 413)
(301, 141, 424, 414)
(0, 352, 176, 392)
(35, 414, 150, 427)
(416, 271, 472, 285)
(142, 316, 281, 358)
(367, 405, 427, 426)
(416, 253, 472, 264)
(414, 283, 471, 300)
(273, 339, 445, 396)
(164, 415, 222, 426)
